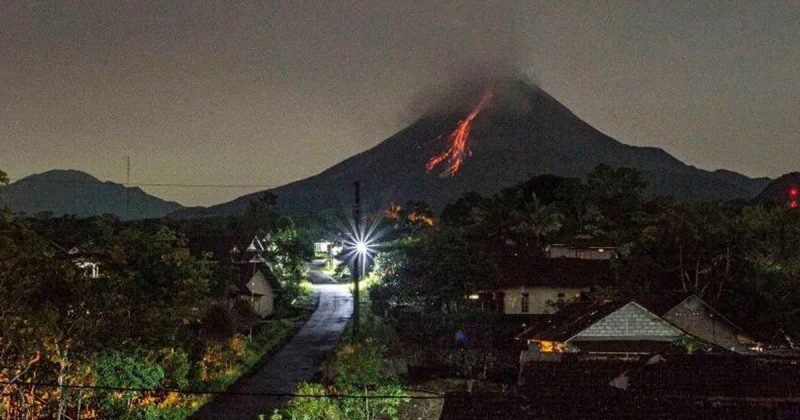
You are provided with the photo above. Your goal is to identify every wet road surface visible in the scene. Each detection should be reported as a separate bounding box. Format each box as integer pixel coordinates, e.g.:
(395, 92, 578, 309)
(191, 284, 352, 419)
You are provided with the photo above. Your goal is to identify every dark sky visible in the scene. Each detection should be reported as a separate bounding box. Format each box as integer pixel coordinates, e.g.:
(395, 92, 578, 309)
(2, 1, 798, 206)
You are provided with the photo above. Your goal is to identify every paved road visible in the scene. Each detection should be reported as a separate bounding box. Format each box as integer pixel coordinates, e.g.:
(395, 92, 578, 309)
(306, 269, 339, 284)
(191, 284, 352, 419)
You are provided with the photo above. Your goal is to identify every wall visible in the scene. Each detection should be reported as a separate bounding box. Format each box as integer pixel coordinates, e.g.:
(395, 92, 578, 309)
(546, 246, 614, 260)
(246, 270, 275, 317)
(502, 286, 585, 314)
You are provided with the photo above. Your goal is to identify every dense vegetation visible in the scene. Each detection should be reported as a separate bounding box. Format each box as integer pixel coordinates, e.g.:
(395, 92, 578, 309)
(0, 170, 314, 418)
(370, 165, 800, 339)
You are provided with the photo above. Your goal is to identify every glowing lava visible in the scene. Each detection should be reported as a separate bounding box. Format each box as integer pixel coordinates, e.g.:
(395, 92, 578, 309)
(427, 90, 493, 177)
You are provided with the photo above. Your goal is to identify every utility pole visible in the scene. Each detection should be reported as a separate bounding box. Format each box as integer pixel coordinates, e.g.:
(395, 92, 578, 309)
(352, 180, 361, 340)
(124, 155, 131, 219)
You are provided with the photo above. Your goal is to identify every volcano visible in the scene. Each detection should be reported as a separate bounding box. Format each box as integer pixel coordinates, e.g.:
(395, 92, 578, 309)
(171, 80, 770, 218)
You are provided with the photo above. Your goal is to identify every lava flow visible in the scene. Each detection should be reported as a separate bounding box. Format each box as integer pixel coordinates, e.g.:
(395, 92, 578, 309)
(426, 90, 493, 177)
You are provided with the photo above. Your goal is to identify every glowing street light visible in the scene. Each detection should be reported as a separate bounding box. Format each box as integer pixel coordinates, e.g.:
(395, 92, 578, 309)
(356, 241, 368, 256)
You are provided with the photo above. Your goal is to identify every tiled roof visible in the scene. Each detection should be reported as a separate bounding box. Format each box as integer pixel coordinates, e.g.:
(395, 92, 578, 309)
(515, 294, 694, 343)
(515, 298, 626, 342)
(519, 354, 800, 399)
(441, 354, 800, 419)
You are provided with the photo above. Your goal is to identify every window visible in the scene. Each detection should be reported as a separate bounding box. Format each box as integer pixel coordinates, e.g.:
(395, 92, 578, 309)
(576, 250, 587, 259)
(521, 293, 530, 313)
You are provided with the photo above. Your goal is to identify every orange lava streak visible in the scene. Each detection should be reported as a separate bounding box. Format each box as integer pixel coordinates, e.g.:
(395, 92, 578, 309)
(427, 90, 493, 177)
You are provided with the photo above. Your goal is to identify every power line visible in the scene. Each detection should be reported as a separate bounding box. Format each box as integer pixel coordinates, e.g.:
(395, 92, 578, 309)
(0, 380, 443, 399)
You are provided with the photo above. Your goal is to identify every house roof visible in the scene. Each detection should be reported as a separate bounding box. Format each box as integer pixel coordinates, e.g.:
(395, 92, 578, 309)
(234, 263, 279, 296)
(519, 353, 800, 398)
(489, 254, 610, 289)
(515, 297, 626, 342)
(514, 293, 694, 343)
(464, 354, 800, 419)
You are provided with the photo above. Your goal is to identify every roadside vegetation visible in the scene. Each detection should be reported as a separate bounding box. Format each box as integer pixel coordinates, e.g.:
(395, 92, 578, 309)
(272, 288, 408, 420)
(0, 172, 317, 419)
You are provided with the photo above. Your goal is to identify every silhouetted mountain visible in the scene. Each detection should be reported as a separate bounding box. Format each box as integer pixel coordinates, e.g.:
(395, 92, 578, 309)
(1, 170, 184, 220)
(752, 172, 800, 204)
(170, 80, 770, 218)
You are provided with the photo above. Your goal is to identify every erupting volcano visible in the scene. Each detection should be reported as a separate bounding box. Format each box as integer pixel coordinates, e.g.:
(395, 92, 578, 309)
(170, 79, 771, 219)
(426, 90, 493, 177)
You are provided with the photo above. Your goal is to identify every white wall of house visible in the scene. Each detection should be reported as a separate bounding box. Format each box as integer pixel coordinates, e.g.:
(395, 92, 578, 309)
(545, 245, 615, 260)
(245, 270, 275, 317)
(502, 286, 586, 314)
(75, 261, 101, 279)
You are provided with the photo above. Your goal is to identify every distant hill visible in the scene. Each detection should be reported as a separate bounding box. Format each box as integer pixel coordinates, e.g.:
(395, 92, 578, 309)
(171, 80, 771, 218)
(1, 170, 184, 220)
(752, 172, 800, 204)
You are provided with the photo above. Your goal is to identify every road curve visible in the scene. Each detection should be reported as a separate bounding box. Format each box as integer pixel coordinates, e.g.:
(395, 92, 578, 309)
(191, 284, 353, 419)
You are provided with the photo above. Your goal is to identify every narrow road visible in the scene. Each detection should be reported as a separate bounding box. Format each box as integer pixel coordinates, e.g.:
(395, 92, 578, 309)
(191, 283, 352, 419)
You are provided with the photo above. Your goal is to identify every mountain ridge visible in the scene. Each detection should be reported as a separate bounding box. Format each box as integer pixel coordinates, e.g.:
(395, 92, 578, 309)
(1, 169, 184, 220)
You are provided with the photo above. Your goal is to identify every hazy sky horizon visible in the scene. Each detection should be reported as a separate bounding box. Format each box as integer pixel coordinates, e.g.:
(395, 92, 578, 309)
(2, 0, 798, 206)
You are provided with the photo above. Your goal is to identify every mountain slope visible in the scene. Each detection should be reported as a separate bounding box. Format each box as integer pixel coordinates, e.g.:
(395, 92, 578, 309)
(1, 170, 184, 220)
(752, 172, 800, 204)
(171, 80, 770, 218)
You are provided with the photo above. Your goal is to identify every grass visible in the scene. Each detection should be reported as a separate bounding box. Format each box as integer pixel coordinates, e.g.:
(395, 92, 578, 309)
(189, 294, 319, 414)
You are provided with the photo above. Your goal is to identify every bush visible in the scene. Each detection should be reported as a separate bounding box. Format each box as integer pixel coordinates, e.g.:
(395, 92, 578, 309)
(201, 303, 235, 340)
(275, 338, 408, 420)
(92, 352, 165, 419)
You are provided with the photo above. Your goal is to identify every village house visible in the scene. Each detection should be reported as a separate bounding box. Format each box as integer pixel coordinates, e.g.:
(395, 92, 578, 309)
(189, 234, 282, 318)
(515, 294, 761, 360)
(46, 242, 104, 279)
(233, 262, 278, 318)
(478, 253, 609, 315)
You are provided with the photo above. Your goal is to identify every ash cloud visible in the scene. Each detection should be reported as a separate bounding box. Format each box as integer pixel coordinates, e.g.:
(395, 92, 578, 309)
(396, 1, 539, 119)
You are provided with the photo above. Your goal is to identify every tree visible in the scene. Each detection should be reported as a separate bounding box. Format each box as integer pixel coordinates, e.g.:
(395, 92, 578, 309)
(375, 228, 492, 312)
(509, 192, 563, 246)
(584, 165, 647, 242)
(0, 169, 8, 216)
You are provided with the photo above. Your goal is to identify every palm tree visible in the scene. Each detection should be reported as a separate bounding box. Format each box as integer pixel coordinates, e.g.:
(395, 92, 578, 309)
(510, 193, 564, 246)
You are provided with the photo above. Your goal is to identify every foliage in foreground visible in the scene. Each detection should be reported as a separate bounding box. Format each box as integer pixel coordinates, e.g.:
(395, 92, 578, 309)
(273, 308, 408, 420)
(0, 177, 315, 418)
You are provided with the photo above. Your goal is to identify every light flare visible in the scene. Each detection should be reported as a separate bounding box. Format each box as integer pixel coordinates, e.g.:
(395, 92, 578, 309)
(427, 90, 493, 177)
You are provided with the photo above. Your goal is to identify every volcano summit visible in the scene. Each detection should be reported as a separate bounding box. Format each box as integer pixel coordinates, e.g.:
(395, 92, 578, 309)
(171, 80, 770, 218)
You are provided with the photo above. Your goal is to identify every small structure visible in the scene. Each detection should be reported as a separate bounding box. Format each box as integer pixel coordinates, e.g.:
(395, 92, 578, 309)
(46, 242, 104, 279)
(233, 263, 277, 318)
(545, 244, 617, 260)
(314, 241, 331, 253)
(479, 255, 608, 315)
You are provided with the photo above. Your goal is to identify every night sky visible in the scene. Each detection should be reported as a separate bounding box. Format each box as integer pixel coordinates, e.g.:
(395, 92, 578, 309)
(2, 1, 798, 206)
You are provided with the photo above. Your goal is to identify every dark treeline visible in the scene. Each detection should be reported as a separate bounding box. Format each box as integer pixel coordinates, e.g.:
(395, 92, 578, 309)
(371, 165, 800, 339)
